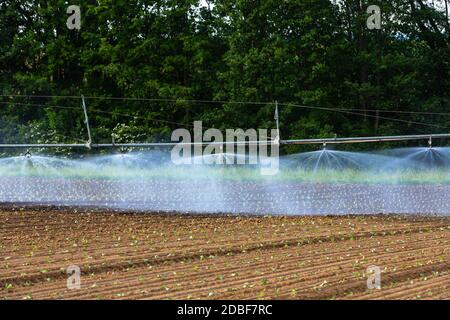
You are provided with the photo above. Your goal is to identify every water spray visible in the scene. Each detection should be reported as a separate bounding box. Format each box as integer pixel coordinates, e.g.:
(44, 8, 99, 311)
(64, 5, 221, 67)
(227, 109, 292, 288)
(23, 150, 34, 169)
(0, 95, 449, 216)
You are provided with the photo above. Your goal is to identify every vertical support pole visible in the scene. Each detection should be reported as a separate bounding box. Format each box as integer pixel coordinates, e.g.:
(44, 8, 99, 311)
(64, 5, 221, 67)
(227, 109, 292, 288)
(274, 101, 280, 144)
(81, 95, 92, 149)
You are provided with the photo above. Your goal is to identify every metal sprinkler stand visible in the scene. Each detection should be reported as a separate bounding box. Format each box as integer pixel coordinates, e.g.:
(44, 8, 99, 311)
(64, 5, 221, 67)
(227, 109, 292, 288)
(81, 95, 92, 149)
(274, 101, 281, 145)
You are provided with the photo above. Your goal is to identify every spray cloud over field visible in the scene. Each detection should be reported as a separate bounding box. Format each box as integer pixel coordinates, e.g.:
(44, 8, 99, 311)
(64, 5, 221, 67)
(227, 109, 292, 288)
(0, 147, 449, 215)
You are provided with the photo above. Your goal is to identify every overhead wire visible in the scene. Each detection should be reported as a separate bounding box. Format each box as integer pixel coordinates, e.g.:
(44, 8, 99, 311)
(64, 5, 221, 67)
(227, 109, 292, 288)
(0, 100, 274, 143)
(1, 96, 449, 132)
(2, 93, 450, 116)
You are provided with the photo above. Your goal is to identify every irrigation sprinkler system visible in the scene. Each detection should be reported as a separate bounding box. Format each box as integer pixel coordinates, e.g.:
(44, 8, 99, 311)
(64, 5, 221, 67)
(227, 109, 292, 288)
(0, 96, 449, 151)
(282, 134, 450, 147)
(0, 96, 449, 216)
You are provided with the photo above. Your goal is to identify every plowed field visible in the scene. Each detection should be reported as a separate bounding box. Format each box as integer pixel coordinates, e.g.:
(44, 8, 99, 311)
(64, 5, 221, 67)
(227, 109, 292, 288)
(0, 206, 448, 300)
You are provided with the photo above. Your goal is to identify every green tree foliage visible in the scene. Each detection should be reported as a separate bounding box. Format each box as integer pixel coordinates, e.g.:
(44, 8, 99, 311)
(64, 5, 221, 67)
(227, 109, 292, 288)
(0, 0, 449, 149)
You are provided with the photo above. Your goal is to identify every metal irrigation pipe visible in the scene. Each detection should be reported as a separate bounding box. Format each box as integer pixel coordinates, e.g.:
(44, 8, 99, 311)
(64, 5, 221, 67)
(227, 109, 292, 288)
(0, 133, 449, 149)
(281, 133, 450, 145)
(0, 144, 89, 149)
(0, 141, 275, 149)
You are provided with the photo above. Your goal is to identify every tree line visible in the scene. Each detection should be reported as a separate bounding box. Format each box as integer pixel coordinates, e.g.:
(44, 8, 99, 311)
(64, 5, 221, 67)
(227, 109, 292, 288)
(0, 0, 449, 151)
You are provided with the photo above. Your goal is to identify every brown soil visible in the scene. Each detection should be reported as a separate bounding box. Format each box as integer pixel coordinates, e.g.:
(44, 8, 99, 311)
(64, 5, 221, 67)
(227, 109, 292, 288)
(0, 206, 448, 300)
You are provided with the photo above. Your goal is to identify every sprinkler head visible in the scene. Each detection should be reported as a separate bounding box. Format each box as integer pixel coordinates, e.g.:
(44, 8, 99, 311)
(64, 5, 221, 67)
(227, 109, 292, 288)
(428, 137, 433, 149)
(322, 142, 327, 151)
(24, 150, 32, 158)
